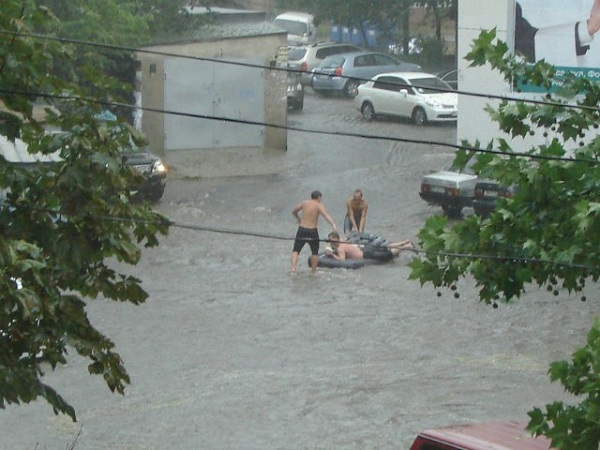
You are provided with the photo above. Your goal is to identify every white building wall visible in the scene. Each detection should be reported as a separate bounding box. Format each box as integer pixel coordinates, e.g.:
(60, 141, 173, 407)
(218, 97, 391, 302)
(457, 0, 573, 152)
(458, 0, 510, 148)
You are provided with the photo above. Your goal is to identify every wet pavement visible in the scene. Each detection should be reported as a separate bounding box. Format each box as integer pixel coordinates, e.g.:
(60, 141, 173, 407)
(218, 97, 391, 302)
(1, 89, 597, 449)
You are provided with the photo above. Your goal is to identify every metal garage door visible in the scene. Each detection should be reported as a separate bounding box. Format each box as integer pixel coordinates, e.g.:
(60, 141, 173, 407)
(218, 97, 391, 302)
(164, 57, 265, 150)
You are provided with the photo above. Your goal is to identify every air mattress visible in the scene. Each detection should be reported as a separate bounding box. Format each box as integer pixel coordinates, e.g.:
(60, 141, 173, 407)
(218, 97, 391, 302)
(307, 232, 395, 269)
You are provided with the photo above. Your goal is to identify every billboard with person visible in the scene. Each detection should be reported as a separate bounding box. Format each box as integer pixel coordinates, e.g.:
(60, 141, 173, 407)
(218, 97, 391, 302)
(513, 0, 600, 91)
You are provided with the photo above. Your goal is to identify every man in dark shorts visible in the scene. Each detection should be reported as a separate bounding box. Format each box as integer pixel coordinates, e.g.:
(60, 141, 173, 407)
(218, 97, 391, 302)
(291, 190, 337, 274)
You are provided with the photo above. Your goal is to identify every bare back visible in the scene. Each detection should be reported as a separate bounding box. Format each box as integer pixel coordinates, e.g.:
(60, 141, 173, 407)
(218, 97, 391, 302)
(295, 199, 325, 228)
(337, 242, 364, 260)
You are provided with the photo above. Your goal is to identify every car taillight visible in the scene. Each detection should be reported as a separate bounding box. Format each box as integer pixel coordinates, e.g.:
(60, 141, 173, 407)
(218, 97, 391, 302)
(421, 183, 430, 192)
(300, 62, 308, 71)
(446, 187, 459, 196)
(334, 67, 343, 76)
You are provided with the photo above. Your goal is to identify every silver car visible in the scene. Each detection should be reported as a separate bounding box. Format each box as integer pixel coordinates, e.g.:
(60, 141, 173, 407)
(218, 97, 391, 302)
(354, 72, 457, 126)
(287, 43, 363, 85)
(311, 51, 421, 98)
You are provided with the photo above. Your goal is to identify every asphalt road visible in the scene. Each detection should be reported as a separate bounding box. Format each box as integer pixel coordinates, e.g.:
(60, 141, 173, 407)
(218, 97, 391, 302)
(1, 89, 597, 449)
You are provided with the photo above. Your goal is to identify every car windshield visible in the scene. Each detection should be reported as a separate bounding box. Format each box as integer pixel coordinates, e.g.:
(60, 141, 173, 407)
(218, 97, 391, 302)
(411, 77, 453, 94)
(318, 55, 345, 68)
(274, 19, 308, 36)
(288, 47, 307, 60)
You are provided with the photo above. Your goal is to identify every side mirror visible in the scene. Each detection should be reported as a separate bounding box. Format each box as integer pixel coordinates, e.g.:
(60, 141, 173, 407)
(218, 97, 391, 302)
(400, 88, 408, 96)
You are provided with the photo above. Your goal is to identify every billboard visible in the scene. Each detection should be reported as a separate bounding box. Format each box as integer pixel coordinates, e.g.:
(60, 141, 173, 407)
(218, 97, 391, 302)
(513, 0, 600, 91)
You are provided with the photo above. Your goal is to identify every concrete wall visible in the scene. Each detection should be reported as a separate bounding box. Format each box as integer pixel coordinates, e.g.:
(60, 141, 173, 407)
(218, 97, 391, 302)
(137, 32, 287, 157)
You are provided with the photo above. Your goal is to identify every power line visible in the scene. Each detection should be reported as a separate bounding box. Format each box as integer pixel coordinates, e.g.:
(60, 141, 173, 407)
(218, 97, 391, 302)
(1, 29, 599, 113)
(92, 212, 600, 271)
(1, 87, 597, 165)
(18, 205, 598, 271)
(1, 34, 597, 277)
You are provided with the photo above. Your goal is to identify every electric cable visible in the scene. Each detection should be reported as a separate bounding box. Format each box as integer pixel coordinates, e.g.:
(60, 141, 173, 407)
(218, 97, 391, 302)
(1, 86, 598, 165)
(3, 29, 600, 272)
(49, 209, 600, 272)
(1, 29, 599, 113)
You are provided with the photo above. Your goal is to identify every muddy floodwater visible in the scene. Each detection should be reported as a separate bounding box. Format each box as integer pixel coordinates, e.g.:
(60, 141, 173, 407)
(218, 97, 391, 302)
(2, 91, 597, 449)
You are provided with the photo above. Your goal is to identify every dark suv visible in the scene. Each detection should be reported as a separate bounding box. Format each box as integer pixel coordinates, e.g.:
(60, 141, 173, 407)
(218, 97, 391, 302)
(121, 146, 167, 203)
(0, 133, 167, 204)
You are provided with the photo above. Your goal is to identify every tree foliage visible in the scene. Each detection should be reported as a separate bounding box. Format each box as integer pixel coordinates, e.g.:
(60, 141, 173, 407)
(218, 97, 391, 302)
(409, 28, 600, 448)
(0, 1, 169, 421)
(528, 317, 600, 449)
(31, 0, 152, 46)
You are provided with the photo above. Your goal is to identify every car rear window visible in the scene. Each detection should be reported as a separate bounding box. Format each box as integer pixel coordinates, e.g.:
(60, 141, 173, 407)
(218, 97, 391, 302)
(288, 47, 308, 61)
(315, 45, 360, 59)
(319, 55, 345, 68)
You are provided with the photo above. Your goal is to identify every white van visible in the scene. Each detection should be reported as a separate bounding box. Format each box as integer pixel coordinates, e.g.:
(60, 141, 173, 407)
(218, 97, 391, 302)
(273, 11, 317, 46)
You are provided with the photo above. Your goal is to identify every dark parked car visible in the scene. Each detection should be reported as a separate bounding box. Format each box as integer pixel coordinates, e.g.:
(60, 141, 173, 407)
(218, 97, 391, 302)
(286, 72, 304, 111)
(419, 169, 478, 218)
(311, 51, 421, 97)
(472, 180, 518, 218)
(121, 146, 167, 203)
(95, 111, 167, 202)
(0, 132, 167, 204)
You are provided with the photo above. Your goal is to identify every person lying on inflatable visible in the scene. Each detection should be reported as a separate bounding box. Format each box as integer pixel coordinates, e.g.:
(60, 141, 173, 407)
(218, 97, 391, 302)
(314, 231, 416, 269)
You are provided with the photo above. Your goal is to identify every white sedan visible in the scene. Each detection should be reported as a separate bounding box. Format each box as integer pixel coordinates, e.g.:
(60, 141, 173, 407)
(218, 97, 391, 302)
(354, 72, 458, 125)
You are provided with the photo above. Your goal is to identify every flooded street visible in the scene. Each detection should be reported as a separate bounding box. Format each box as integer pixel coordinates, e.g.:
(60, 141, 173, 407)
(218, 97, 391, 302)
(1, 90, 597, 449)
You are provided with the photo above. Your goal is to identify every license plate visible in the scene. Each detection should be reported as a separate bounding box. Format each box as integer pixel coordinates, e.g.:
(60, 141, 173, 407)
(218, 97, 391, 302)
(429, 186, 446, 194)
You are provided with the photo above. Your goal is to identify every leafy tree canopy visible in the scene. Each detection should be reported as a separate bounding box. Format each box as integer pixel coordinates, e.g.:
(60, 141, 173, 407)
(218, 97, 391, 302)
(0, 1, 169, 421)
(32, 0, 152, 46)
(409, 28, 600, 449)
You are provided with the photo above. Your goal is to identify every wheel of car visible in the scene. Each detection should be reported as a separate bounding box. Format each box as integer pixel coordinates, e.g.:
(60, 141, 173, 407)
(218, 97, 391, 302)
(412, 107, 427, 126)
(361, 102, 376, 121)
(344, 80, 360, 98)
(143, 185, 166, 204)
(442, 205, 462, 219)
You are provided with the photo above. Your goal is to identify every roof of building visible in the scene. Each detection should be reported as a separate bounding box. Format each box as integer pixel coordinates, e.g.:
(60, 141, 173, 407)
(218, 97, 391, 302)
(140, 20, 284, 47)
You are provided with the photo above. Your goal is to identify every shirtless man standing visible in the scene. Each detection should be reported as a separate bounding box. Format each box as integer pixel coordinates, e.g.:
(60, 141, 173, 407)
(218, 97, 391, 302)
(291, 190, 337, 274)
(344, 189, 368, 235)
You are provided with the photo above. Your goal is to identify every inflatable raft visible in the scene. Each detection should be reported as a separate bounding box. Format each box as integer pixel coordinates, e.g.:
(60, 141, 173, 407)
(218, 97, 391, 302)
(308, 232, 395, 269)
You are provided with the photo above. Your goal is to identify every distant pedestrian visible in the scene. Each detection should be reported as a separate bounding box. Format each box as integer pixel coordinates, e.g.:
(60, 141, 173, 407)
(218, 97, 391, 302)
(344, 189, 369, 235)
(290, 190, 337, 274)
